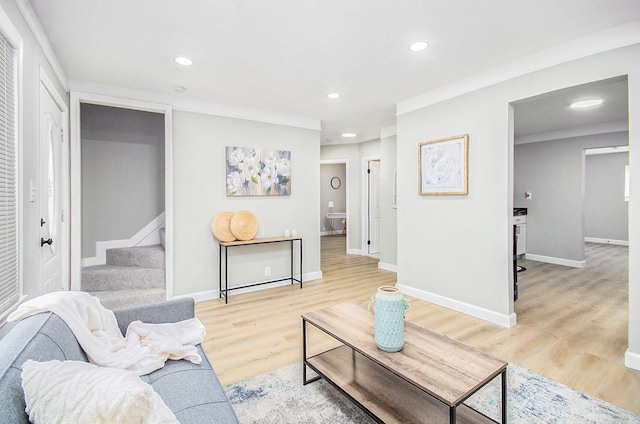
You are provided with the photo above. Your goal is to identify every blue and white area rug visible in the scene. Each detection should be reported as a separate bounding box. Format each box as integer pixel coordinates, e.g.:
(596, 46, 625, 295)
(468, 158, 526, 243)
(226, 361, 639, 423)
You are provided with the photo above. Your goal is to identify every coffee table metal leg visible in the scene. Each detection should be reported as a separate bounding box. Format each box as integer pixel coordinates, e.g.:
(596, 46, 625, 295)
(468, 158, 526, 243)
(502, 369, 507, 423)
(224, 246, 228, 303)
(450, 406, 456, 424)
(302, 318, 320, 385)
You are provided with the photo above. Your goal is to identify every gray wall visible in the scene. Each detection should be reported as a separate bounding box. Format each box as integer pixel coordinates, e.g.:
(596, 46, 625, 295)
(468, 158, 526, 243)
(81, 104, 165, 258)
(320, 163, 346, 233)
(172, 111, 320, 297)
(514, 132, 628, 262)
(585, 151, 629, 242)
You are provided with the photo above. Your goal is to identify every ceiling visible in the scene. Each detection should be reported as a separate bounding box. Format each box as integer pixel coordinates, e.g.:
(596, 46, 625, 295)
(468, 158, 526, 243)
(27, 1, 640, 145)
(513, 76, 629, 144)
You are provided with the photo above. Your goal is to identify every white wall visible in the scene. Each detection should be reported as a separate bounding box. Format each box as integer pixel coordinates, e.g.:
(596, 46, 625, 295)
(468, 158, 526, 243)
(379, 133, 397, 269)
(172, 111, 321, 297)
(398, 87, 513, 324)
(0, 0, 68, 299)
(396, 42, 640, 367)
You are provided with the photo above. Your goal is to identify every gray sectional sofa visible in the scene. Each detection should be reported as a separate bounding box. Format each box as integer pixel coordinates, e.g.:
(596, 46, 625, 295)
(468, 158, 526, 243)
(0, 297, 239, 423)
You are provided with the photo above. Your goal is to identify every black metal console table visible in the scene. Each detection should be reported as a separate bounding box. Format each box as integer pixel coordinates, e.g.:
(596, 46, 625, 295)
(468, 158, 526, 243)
(218, 236, 303, 303)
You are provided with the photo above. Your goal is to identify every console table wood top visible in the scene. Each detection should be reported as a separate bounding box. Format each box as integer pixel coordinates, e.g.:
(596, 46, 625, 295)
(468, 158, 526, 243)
(219, 236, 302, 247)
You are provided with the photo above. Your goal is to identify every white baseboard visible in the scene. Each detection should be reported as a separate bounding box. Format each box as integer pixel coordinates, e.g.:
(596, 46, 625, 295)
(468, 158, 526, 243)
(303, 271, 322, 282)
(585, 237, 629, 246)
(524, 253, 586, 268)
(396, 283, 516, 328)
(185, 271, 322, 303)
(378, 262, 397, 272)
(625, 349, 640, 371)
(175, 290, 218, 303)
(347, 248, 362, 255)
(82, 213, 166, 267)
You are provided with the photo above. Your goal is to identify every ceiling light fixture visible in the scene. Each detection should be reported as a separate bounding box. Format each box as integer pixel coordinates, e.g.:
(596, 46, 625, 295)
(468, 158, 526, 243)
(570, 99, 603, 109)
(342, 133, 357, 138)
(327, 93, 340, 99)
(174, 85, 186, 93)
(174, 56, 193, 66)
(409, 41, 429, 52)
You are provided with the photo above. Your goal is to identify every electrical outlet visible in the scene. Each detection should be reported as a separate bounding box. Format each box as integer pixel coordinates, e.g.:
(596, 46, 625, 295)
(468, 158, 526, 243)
(265, 266, 271, 277)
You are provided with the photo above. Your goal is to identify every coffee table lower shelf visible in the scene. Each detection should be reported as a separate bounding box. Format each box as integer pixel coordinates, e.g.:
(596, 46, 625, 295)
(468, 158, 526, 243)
(304, 345, 498, 424)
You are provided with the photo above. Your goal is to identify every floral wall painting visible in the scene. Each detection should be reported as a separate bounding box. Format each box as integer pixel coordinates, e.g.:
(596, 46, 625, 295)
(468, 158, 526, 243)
(226, 146, 291, 196)
(418, 134, 468, 195)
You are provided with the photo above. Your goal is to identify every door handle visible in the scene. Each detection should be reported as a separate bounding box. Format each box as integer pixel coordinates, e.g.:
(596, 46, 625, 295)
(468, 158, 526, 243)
(41, 218, 46, 227)
(40, 238, 53, 247)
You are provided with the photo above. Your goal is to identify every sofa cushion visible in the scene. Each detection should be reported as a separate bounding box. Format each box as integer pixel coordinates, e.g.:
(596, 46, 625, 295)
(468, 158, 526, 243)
(0, 313, 88, 424)
(143, 346, 239, 423)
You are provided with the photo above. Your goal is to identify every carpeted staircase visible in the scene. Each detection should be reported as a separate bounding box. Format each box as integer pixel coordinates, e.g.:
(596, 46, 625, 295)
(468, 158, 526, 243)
(81, 243, 166, 310)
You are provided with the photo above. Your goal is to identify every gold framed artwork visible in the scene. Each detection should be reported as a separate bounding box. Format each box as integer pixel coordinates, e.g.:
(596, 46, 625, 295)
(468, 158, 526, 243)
(418, 134, 468, 195)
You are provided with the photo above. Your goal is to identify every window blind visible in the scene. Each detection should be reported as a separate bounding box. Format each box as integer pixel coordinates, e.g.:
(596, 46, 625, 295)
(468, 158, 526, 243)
(0, 31, 18, 319)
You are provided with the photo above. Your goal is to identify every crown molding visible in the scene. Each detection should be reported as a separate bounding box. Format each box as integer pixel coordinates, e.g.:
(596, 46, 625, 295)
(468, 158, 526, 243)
(68, 78, 321, 131)
(584, 145, 629, 156)
(397, 20, 640, 116)
(15, 0, 67, 90)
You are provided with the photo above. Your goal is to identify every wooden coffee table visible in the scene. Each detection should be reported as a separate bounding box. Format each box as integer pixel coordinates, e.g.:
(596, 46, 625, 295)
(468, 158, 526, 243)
(302, 301, 507, 423)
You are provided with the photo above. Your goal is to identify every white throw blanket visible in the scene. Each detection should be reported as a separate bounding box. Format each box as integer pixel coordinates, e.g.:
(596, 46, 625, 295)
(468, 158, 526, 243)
(8, 291, 205, 376)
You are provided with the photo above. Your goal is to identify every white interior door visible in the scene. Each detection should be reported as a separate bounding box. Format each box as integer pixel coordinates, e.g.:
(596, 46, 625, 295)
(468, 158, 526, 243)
(368, 160, 381, 255)
(39, 82, 66, 295)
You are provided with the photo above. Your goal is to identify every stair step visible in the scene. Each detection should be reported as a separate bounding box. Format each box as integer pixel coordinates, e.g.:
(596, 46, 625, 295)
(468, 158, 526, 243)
(81, 265, 165, 292)
(106, 245, 165, 269)
(88, 288, 166, 310)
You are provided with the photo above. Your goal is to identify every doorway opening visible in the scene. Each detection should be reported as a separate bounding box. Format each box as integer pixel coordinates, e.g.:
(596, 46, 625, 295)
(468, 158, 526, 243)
(510, 75, 630, 373)
(367, 159, 381, 256)
(70, 93, 173, 304)
(320, 160, 348, 270)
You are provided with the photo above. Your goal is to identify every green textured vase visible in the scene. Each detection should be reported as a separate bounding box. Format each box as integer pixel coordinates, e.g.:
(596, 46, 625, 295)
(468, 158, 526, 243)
(374, 286, 408, 352)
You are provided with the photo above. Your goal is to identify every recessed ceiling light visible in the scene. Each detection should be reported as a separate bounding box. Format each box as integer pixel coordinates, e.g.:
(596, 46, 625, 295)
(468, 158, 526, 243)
(342, 133, 357, 138)
(174, 56, 193, 66)
(174, 85, 186, 93)
(570, 99, 603, 109)
(327, 93, 340, 99)
(409, 41, 429, 52)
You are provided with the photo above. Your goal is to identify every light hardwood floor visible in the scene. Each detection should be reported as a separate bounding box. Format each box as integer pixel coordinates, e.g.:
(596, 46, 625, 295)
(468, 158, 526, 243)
(196, 237, 640, 415)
